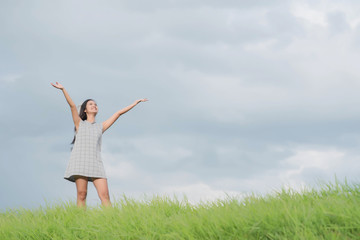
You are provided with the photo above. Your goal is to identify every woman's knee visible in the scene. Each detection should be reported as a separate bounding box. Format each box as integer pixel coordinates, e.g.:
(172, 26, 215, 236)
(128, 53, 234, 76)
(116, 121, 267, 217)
(75, 176, 88, 200)
(98, 190, 110, 200)
(77, 190, 87, 200)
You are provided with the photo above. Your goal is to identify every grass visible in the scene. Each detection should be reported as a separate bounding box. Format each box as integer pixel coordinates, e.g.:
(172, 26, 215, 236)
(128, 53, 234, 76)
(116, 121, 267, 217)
(1, 180, 360, 239)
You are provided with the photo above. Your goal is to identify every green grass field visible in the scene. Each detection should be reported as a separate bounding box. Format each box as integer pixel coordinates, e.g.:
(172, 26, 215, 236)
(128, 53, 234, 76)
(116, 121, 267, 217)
(1, 180, 359, 239)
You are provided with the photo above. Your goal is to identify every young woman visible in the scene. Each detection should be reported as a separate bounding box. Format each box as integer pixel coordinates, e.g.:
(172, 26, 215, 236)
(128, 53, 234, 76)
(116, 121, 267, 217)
(51, 82, 148, 207)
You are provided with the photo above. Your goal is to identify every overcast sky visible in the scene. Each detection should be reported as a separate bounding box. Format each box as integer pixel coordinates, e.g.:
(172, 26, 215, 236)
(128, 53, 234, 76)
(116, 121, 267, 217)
(1, 0, 360, 210)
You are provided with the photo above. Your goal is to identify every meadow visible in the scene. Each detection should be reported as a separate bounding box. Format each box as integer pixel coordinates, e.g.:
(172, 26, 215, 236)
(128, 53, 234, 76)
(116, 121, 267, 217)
(1, 180, 359, 239)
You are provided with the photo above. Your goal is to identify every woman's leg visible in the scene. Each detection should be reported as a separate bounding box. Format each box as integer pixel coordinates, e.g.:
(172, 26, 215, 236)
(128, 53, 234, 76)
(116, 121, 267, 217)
(93, 178, 111, 207)
(75, 176, 88, 208)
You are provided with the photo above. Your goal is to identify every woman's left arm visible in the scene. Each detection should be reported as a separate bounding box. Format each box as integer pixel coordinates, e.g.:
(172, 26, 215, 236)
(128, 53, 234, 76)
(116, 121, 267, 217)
(102, 98, 148, 133)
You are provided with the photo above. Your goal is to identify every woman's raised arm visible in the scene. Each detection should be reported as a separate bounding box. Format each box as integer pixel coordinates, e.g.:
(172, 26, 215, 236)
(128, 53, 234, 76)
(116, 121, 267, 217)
(51, 82, 81, 131)
(102, 98, 148, 133)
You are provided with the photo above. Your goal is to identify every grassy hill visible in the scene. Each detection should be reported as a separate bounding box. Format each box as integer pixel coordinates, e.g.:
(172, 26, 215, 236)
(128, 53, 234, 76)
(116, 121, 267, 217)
(1, 180, 359, 239)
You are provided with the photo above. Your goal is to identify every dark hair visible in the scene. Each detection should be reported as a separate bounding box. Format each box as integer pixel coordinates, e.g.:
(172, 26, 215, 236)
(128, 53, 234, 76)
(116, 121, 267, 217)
(71, 99, 95, 145)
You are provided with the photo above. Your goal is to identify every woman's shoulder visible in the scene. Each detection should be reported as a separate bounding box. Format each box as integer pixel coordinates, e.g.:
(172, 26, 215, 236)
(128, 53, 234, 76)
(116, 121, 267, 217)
(76, 119, 86, 129)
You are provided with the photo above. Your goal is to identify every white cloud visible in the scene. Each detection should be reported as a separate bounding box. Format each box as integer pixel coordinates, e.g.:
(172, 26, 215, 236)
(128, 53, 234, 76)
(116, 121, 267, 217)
(280, 148, 344, 180)
(104, 156, 138, 180)
(210, 145, 352, 196)
(290, 1, 360, 30)
(291, 3, 327, 26)
(160, 182, 243, 204)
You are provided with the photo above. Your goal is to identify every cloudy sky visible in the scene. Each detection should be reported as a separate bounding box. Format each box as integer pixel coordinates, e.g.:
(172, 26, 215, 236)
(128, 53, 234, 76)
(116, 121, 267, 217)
(1, 0, 360, 210)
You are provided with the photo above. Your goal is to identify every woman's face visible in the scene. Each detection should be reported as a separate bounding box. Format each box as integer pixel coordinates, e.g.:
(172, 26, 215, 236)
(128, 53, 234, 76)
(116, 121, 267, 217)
(85, 100, 98, 115)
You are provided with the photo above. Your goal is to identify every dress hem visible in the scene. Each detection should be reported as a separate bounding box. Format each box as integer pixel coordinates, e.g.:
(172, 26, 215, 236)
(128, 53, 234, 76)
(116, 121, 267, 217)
(64, 174, 107, 183)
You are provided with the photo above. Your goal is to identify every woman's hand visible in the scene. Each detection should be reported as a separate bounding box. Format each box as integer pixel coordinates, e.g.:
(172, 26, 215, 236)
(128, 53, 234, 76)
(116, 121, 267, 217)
(51, 82, 64, 90)
(136, 98, 149, 104)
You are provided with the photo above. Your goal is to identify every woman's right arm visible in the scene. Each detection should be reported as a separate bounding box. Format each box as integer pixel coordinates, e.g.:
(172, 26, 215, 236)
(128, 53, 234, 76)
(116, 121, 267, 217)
(51, 82, 81, 131)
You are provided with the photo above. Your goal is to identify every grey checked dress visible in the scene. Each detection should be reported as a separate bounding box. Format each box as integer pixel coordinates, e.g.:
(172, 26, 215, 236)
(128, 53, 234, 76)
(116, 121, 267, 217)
(64, 120, 107, 182)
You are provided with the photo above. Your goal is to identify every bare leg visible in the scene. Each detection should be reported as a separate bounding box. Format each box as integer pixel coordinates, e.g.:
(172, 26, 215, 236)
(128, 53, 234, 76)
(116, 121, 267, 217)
(93, 178, 111, 207)
(75, 176, 88, 208)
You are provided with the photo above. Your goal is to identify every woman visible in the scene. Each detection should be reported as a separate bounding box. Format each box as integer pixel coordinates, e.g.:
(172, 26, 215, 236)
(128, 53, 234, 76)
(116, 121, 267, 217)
(51, 82, 148, 207)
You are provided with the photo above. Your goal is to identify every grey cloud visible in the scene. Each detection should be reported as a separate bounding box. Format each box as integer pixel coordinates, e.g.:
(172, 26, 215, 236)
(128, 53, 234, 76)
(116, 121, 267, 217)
(327, 11, 350, 34)
(1, 0, 360, 210)
(117, 0, 286, 12)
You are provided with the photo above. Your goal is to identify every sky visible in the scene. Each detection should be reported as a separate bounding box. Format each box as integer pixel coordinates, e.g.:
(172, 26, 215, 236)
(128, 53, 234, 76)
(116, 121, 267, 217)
(1, 0, 360, 210)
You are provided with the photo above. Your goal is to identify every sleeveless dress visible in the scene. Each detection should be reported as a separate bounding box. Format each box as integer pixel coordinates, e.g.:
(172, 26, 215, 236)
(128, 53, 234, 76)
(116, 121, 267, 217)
(64, 120, 107, 182)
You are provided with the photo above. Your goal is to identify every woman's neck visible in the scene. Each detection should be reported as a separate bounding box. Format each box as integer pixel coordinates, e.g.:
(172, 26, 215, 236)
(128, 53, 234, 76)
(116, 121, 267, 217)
(86, 114, 96, 123)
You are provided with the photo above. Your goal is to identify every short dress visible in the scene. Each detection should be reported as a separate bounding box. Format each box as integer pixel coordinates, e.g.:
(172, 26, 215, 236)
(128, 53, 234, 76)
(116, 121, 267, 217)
(64, 120, 107, 182)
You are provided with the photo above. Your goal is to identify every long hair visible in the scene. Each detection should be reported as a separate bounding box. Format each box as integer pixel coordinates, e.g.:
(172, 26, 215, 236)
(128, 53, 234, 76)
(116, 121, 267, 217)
(71, 99, 94, 146)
